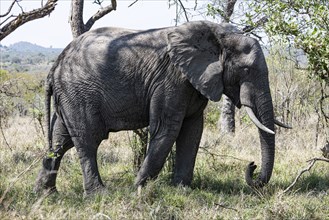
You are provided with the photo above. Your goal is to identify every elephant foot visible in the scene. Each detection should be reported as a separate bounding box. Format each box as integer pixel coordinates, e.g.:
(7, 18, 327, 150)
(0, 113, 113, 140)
(83, 185, 107, 198)
(172, 175, 192, 187)
(34, 156, 61, 193)
(34, 181, 58, 195)
(34, 170, 57, 194)
(33, 182, 58, 196)
(134, 171, 149, 187)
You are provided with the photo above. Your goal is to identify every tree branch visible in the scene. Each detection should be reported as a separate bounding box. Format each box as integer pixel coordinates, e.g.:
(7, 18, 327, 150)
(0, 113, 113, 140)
(0, 0, 16, 18)
(84, 0, 117, 32)
(243, 16, 269, 33)
(177, 0, 189, 22)
(128, 0, 139, 8)
(283, 157, 329, 193)
(0, 0, 58, 41)
(199, 146, 248, 162)
(70, 0, 85, 38)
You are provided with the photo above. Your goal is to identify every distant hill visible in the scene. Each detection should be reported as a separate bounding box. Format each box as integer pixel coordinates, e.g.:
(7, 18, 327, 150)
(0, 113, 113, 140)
(5, 41, 63, 54)
(0, 42, 63, 74)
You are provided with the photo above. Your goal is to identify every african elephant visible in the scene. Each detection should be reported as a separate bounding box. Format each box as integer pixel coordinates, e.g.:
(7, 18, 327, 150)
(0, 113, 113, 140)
(34, 20, 283, 196)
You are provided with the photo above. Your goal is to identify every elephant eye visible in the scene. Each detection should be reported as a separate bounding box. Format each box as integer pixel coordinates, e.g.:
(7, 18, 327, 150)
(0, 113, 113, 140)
(243, 67, 249, 74)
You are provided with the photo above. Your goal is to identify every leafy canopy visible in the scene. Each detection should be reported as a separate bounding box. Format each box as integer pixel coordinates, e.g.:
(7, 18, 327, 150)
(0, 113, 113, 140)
(246, 0, 329, 83)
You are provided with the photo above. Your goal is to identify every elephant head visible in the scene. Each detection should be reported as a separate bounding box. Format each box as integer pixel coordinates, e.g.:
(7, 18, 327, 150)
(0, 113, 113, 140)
(167, 21, 275, 187)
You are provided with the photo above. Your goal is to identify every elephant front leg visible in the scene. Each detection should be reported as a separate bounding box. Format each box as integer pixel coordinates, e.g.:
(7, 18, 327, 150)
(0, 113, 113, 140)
(173, 114, 203, 186)
(135, 136, 177, 186)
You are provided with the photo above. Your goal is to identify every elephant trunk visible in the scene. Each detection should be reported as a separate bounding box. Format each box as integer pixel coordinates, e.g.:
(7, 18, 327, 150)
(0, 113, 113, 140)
(245, 92, 275, 188)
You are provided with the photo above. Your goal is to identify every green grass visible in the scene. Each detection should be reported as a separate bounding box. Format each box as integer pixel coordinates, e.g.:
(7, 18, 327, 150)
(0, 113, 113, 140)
(0, 116, 328, 219)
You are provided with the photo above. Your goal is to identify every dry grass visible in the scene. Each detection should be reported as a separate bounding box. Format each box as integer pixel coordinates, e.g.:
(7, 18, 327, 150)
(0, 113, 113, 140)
(0, 112, 328, 219)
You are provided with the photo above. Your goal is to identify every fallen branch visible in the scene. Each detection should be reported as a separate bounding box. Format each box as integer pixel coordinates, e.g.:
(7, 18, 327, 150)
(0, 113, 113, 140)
(199, 146, 248, 162)
(215, 203, 238, 212)
(283, 157, 329, 193)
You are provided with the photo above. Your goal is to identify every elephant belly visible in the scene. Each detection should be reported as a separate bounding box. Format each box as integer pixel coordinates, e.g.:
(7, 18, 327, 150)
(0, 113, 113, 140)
(103, 105, 149, 132)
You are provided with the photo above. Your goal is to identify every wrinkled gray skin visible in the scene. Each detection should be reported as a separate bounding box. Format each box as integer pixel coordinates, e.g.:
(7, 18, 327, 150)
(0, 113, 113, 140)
(34, 21, 275, 196)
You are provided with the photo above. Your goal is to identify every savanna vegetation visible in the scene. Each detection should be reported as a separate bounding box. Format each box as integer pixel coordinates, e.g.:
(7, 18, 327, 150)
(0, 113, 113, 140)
(1, 0, 328, 219)
(0, 46, 328, 219)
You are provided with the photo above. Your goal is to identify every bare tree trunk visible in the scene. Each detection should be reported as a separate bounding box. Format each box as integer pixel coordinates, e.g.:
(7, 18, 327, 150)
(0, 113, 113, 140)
(219, 0, 237, 134)
(70, 0, 85, 38)
(223, 0, 237, 22)
(219, 95, 236, 133)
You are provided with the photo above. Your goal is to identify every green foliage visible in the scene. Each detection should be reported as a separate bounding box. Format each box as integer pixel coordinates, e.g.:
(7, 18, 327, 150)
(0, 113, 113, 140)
(0, 70, 45, 123)
(246, 0, 329, 83)
(207, 3, 226, 19)
(204, 102, 220, 129)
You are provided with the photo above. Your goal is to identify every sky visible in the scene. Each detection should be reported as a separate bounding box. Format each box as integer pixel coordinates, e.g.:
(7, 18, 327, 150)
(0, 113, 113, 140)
(0, 0, 212, 48)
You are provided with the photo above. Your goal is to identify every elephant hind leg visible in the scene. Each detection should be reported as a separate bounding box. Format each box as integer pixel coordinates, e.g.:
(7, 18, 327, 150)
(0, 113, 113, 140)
(71, 135, 105, 196)
(34, 116, 74, 193)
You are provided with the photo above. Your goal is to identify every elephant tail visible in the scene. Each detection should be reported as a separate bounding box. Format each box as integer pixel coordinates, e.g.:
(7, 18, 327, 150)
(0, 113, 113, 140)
(45, 78, 53, 151)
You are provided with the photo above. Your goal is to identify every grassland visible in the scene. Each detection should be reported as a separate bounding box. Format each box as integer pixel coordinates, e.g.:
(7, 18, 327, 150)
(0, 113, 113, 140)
(0, 110, 328, 219)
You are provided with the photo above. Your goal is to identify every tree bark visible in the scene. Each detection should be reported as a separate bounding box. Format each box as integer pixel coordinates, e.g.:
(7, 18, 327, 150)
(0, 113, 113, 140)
(70, 0, 117, 38)
(223, 0, 237, 22)
(70, 0, 85, 38)
(219, 95, 236, 133)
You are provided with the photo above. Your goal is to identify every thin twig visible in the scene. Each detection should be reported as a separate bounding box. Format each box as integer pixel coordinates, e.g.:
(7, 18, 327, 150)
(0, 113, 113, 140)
(0, 119, 12, 151)
(84, 0, 116, 32)
(283, 157, 329, 193)
(0, 0, 16, 18)
(0, 0, 58, 41)
(0, 15, 16, 28)
(177, 0, 189, 22)
(128, 0, 139, 8)
(15, 0, 24, 14)
(199, 146, 248, 162)
(215, 203, 238, 212)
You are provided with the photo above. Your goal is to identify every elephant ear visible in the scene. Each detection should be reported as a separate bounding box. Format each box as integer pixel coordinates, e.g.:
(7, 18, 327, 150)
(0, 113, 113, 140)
(167, 21, 226, 102)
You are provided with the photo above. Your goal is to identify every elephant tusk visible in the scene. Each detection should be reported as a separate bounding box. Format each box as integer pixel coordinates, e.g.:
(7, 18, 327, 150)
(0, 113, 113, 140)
(274, 119, 292, 129)
(245, 106, 275, 135)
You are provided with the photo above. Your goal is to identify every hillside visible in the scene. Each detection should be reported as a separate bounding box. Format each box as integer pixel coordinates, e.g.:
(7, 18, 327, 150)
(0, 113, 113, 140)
(0, 42, 63, 73)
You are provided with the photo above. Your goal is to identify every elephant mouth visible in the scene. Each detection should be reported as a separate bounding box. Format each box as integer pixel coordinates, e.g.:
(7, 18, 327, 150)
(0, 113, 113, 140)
(225, 93, 242, 109)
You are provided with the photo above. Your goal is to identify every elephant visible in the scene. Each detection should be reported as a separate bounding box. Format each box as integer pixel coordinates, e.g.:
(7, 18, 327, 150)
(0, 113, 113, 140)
(34, 20, 286, 196)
